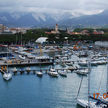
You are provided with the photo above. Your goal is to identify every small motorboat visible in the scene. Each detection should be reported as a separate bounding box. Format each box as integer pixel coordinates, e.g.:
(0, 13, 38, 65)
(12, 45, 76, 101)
(20, 68, 24, 73)
(68, 66, 76, 71)
(58, 70, 67, 77)
(96, 60, 107, 65)
(60, 62, 66, 67)
(66, 62, 73, 66)
(3, 72, 12, 81)
(36, 71, 43, 77)
(91, 61, 98, 66)
(13, 67, 17, 73)
(26, 67, 30, 73)
(78, 60, 88, 66)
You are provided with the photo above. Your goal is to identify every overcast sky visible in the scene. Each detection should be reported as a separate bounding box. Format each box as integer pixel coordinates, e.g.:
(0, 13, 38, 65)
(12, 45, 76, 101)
(0, 0, 107, 15)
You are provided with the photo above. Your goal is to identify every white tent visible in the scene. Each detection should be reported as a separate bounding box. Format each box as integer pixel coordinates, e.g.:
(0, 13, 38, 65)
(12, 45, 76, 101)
(35, 37, 48, 43)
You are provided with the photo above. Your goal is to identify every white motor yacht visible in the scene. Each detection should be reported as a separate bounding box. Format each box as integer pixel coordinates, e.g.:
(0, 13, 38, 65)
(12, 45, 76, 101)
(19, 55, 25, 60)
(78, 60, 88, 66)
(76, 68, 89, 75)
(48, 68, 58, 77)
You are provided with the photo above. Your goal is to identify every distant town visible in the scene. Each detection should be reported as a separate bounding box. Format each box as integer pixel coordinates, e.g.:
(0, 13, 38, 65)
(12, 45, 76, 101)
(0, 23, 108, 44)
(0, 23, 105, 35)
(0, 24, 27, 34)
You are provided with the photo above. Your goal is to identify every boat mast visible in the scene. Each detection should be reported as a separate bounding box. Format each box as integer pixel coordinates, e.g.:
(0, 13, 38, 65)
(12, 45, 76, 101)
(21, 32, 22, 46)
(88, 52, 91, 107)
(76, 76, 83, 99)
(7, 46, 8, 73)
(107, 50, 108, 94)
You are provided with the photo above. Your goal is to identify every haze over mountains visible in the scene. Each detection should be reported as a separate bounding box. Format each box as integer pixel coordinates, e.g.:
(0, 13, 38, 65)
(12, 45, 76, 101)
(0, 10, 108, 28)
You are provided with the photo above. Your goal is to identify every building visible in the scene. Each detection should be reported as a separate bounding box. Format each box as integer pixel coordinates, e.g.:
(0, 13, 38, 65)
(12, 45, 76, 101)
(45, 24, 60, 34)
(0, 24, 13, 34)
(9, 28, 27, 34)
(0, 24, 4, 33)
(93, 29, 104, 35)
(67, 29, 82, 35)
(81, 30, 89, 35)
(0, 24, 27, 35)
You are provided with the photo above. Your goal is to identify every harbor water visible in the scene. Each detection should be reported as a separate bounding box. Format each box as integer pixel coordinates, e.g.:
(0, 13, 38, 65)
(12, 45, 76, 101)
(0, 64, 107, 108)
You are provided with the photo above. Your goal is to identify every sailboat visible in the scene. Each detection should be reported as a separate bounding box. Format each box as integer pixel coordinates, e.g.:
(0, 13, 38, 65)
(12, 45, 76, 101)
(3, 47, 12, 81)
(77, 53, 108, 108)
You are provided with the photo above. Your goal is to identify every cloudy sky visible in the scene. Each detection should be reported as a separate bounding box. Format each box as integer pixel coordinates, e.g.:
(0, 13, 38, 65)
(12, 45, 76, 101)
(0, 0, 107, 15)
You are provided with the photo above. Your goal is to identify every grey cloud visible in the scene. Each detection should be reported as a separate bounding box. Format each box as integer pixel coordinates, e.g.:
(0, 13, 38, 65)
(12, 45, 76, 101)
(0, 0, 107, 15)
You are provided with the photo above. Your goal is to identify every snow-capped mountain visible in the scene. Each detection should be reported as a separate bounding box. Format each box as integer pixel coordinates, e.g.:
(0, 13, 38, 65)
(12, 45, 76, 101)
(0, 12, 73, 27)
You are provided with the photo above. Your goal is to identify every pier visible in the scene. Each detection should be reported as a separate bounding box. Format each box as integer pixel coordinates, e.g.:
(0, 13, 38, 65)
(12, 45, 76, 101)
(0, 67, 88, 75)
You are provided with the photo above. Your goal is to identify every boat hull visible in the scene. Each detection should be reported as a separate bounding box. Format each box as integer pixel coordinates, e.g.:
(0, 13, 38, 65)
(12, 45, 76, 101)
(3, 73, 12, 81)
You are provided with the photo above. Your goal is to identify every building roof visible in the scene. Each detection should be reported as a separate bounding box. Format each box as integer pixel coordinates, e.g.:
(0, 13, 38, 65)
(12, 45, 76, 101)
(35, 37, 48, 43)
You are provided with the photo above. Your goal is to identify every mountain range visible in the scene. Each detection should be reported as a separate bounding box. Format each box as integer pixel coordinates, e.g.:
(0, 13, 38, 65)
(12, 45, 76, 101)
(0, 10, 108, 28)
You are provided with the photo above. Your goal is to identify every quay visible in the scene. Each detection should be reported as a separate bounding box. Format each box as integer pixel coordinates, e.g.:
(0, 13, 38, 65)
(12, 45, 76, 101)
(0, 61, 53, 67)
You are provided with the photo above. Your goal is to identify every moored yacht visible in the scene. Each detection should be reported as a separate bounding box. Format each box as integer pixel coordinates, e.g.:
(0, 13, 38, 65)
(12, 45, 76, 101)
(78, 60, 88, 66)
(48, 68, 58, 77)
(76, 68, 89, 75)
(19, 55, 26, 60)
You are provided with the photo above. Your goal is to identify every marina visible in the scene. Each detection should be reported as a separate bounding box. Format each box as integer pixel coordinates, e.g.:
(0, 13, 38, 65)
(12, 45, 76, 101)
(0, 43, 108, 108)
(0, 0, 108, 107)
